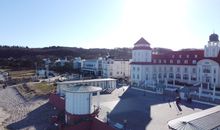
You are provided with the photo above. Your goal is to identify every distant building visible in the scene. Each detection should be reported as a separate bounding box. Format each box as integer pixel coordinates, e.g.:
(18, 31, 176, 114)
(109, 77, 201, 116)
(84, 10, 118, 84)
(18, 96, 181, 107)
(36, 68, 47, 78)
(55, 57, 69, 66)
(102, 57, 131, 79)
(73, 57, 84, 70)
(130, 33, 220, 100)
(81, 57, 103, 77)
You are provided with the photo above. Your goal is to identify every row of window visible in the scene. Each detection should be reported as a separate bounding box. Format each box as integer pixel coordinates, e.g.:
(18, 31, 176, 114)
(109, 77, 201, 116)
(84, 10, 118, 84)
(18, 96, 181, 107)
(133, 66, 197, 73)
(153, 59, 197, 64)
(132, 73, 197, 81)
(171, 54, 198, 59)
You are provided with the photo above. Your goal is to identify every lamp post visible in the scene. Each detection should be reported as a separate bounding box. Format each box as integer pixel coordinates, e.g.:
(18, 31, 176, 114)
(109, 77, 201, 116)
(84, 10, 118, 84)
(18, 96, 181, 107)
(106, 112, 110, 125)
(123, 119, 127, 130)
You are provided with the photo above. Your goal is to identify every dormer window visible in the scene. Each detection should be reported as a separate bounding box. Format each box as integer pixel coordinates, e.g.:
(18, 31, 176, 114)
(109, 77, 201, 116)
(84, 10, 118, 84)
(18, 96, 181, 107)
(184, 60, 188, 64)
(192, 60, 197, 64)
(158, 59, 161, 63)
(172, 55, 175, 58)
(179, 55, 182, 58)
(163, 60, 166, 63)
(153, 59, 157, 63)
(195, 55, 198, 58)
(177, 60, 181, 64)
(170, 60, 173, 63)
(187, 55, 189, 58)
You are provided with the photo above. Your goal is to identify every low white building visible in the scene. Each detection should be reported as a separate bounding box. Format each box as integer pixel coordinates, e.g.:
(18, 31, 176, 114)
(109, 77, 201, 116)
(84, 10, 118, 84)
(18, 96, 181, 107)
(56, 78, 116, 96)
(102, 58, 131, 79)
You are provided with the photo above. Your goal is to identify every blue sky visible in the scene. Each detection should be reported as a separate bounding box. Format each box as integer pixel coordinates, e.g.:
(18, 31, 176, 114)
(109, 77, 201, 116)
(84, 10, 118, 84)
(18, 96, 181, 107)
(1, 0, 220, 50)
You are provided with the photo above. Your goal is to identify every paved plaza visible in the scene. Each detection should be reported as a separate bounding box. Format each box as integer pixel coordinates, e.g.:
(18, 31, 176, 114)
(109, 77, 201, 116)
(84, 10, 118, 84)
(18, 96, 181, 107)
(93, 86, 213, 130)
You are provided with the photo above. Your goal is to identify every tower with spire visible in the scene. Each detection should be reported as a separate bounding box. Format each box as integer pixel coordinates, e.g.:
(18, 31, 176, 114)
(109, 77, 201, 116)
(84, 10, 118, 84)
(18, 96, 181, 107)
(204, 33, 220, 57)
(132, 37, 152, 62)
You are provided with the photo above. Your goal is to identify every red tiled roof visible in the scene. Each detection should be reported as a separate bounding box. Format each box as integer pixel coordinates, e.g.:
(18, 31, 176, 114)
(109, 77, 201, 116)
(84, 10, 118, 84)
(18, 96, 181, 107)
(131, 50, 205, 65)
(134, 37, 150, 45)
(133, 46, 152, 50)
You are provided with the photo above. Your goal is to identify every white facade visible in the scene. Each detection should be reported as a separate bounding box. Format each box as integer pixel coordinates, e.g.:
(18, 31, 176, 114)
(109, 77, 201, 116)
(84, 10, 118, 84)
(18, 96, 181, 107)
(82, 58, 103, 76)
(73, 57, 83, 70)
(131, 34, 220, 89)
(65, 92, 92, 115)
(56, 78, 116, 96)
(102, 58, 131, 79)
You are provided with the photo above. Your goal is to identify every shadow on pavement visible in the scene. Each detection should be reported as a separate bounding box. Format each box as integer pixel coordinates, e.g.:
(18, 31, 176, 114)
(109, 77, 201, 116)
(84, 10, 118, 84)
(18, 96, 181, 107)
(7, 102, 59, 130)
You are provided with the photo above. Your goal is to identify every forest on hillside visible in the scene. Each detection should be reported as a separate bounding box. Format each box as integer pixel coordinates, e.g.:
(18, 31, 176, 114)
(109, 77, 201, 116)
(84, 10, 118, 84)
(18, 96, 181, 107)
(0, 46, 173, 70)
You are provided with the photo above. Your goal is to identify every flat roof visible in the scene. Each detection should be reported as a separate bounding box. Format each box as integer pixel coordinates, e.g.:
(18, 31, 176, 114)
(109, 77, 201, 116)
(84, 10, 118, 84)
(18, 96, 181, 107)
(57, 78, 116, 85)
(63, 85, 102, 93)
(168, 105, 220, 130)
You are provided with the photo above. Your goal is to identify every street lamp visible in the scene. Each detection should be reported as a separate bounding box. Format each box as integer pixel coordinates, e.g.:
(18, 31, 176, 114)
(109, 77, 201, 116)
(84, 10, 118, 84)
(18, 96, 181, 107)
(123, 119, 127, 130)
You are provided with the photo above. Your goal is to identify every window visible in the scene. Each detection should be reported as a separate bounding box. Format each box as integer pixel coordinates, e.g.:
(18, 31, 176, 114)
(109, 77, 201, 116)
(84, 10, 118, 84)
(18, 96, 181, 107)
(195, 55, 198, 58)
(184, 68, 188, 73)
(177, 60, 181, 64)
(177, 67, 180, 72)
(153, 73, 157, 80)
(176, 74, 181, 79)
(214, 78, 216, 83)
(184, 60, 188, 64)
(203, 66, 211, 73)
(192, 68, 196, 73)
(179, 55, 182, 58)
(183, 74, 189, 80)
(159, 59, 161, 63)
(170, 60, 173, 63)
(214, 69, 216, 74)
(153, 59, 157, 63)
(170, 67, 173, 72)
(191, 75, 196, 81)
(163, 60, 166, 63)
(146, 74, 148, 80)
(158, 73, 162, 78)
(137, 67, 140, 71)
(172, 55, 175, 58)
(159, 67, 162, 72)
(153, 66, 156, 72)
(133, 67, 135, 71)
(137, 74, 139, 79)
(192, 60, 197, 64)
(187, 55, 189, 58)
(164, 73, 167, 78)
(133, 74, 135, 79)
(146, 67, 148, 71)
(169, 73, 174, 78)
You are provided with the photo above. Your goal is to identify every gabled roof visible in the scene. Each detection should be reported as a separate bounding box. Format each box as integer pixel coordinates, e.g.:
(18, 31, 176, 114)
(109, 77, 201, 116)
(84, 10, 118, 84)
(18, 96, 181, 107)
(131, 50, 204, 65)
(134, 37, 150, 45)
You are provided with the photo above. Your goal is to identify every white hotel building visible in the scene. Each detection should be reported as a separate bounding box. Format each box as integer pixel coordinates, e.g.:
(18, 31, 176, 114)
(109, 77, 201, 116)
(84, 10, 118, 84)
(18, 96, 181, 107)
(130, 33, 220, 90)
(102, 58, 131, 79)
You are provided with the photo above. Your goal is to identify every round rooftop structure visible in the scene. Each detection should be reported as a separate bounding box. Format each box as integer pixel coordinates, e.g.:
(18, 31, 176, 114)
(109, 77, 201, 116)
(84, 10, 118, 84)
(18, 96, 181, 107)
(209, 33, 219, 42)
(64, 84, 102, 115)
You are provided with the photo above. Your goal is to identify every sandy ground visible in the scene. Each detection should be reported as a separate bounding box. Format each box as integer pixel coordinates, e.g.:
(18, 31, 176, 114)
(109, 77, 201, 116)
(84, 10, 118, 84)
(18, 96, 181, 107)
(0, 86, 57, 130)
(0, 107, 10, 129)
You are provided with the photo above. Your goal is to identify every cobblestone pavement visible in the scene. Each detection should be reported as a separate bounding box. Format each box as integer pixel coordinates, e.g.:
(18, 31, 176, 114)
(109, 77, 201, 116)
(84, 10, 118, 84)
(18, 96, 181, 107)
(93, 86, 213, 130)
